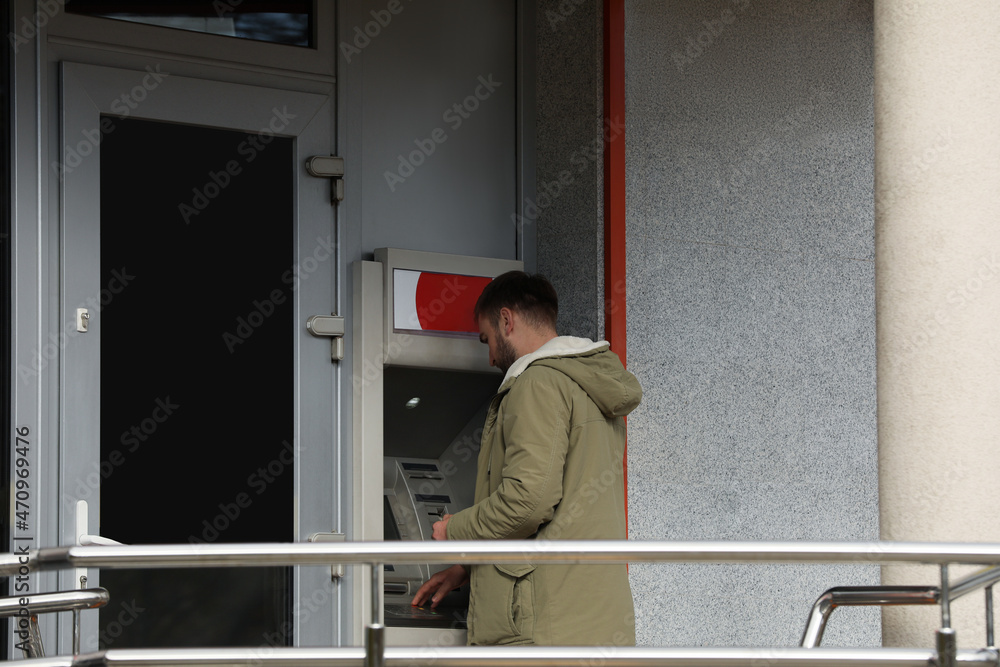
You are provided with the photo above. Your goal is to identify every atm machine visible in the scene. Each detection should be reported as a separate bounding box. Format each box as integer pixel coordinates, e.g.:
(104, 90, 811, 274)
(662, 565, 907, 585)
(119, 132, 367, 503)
(352, 248, 522, 645)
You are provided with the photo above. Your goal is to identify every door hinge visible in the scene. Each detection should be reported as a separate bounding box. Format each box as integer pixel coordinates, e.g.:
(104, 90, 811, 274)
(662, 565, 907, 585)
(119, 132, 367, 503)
(306, 314, 345, 362)
(306, 156, 345, 204)
(307, 531, 346, 580)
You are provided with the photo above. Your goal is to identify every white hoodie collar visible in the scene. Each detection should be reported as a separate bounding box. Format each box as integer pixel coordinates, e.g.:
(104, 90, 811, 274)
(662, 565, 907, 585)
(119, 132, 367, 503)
(501, 336, 608, 386)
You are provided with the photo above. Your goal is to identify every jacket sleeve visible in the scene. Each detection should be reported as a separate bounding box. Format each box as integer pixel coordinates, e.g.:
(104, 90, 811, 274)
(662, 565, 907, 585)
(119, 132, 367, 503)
(446, 369, 570, 541)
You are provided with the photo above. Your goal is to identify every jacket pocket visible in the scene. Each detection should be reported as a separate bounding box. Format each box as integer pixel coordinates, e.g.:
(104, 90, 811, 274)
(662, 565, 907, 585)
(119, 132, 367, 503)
(472, 563, 535, 645)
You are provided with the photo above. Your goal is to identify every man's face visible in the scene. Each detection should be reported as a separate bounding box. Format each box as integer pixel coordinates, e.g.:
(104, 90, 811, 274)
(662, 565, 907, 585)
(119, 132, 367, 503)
(478, 315, 518, 373)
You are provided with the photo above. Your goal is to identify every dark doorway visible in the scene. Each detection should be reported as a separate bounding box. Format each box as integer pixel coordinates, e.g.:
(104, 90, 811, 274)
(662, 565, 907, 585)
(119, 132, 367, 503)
(98, 117, 294, 647)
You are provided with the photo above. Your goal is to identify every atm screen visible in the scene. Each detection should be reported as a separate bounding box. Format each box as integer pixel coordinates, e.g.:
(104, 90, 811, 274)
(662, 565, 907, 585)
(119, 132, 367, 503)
(384, 496, 402, 541)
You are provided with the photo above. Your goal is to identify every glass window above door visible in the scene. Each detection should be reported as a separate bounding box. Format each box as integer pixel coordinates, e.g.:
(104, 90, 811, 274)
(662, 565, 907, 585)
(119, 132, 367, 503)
(64, 0, 314, 47)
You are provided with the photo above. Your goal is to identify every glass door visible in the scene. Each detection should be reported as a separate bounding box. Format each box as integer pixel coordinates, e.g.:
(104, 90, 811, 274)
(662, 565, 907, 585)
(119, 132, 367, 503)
(59, 62, 338, 650)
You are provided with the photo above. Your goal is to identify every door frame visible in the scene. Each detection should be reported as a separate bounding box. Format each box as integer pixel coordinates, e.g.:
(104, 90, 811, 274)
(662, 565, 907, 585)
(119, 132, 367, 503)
(1, 1, 12, 659)
(60, 61, 338, 652)
(9, 0, 342, 654)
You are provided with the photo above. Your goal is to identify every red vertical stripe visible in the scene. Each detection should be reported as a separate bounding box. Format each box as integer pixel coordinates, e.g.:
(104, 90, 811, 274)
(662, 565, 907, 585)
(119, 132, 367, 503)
(604, 0, 629, 535)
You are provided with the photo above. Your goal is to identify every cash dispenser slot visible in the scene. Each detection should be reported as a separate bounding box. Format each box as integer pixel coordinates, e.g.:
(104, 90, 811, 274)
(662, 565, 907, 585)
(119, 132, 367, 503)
(384, 583, 409, 596)
(416, 494, 451, 523)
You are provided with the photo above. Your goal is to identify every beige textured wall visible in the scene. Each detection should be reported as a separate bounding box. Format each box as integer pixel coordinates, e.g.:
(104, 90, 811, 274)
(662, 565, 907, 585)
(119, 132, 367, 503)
(875, 0, 1000, 648)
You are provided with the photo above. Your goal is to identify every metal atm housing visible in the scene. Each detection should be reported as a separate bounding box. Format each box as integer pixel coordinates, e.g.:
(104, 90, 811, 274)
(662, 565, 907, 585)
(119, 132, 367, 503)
(352, 248, 522, 645)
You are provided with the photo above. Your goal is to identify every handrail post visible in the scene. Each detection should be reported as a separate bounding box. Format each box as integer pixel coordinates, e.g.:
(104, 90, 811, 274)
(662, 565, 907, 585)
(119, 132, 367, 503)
(941, 565, 952, 629)
(987, 585, 995, 649)
(366, 562, 384, 667)
(800, 592, 834, 648)
(0, 587, 110, 657)
(799, 586, 941, 648)
(938, 564, 957, 667)
(26, 614, 44, 658)
(75, 574, 87, 655)
(72, 609, 81, 654)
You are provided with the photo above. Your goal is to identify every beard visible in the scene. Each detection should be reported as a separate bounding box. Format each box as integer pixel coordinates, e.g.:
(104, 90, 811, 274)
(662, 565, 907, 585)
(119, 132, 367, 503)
(494, 329, 518, 373)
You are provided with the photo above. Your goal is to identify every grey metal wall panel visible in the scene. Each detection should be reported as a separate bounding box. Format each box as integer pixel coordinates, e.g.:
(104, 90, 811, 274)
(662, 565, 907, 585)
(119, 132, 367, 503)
(350, 0, 518, 260)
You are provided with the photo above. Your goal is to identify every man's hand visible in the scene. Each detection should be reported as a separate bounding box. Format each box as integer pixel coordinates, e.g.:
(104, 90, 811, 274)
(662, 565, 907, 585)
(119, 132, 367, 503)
(431, 513, 453, 540)
(411, 564, 469, 608)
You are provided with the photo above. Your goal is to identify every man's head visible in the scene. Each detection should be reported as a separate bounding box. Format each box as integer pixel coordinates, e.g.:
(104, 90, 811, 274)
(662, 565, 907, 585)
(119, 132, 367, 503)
(474, 271, 558, 372)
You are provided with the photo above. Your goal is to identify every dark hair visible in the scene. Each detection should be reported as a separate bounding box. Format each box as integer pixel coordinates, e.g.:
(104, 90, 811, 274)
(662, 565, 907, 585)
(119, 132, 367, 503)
(474, 271, 558, 332)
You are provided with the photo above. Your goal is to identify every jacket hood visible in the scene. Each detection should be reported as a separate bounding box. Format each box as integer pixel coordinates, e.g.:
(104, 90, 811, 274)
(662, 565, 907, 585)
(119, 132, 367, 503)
(501, 336, 642, 418)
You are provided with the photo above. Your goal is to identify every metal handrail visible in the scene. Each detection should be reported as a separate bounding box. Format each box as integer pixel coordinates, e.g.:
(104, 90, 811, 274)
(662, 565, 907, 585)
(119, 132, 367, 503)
(950, 566, 1000, 649)
(6, 540, 1000, 575)
(0, 588, 109, 616)
(5, 541, 1000, 667)
(800, 586, 940, 648)
(952, 566, 1000, 601)
(798, 567, 1000, 648)
(0, 588, 109, 658)
(12, 646, 1000, 667)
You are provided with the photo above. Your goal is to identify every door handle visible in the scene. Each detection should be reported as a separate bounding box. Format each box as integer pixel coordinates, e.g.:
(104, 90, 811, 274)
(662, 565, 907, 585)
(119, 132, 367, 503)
(79, 534, 124, 546)
(74, 500, 126, 588)
(76, 500, 125, 546)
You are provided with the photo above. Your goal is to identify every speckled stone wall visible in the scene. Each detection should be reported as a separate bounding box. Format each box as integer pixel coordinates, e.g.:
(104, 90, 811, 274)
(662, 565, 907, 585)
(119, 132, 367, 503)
(535, 0, 604, 340)
(539, 0, 879, 647)
(622, 0, 879, 647)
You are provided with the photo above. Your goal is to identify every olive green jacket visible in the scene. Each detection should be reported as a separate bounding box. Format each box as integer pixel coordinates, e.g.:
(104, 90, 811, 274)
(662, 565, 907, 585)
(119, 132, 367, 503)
(447, 337, 642, 646)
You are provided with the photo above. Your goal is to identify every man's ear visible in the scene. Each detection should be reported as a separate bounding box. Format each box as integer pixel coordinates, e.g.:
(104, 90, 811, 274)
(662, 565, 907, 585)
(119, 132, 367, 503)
(499, 307, 515, 335)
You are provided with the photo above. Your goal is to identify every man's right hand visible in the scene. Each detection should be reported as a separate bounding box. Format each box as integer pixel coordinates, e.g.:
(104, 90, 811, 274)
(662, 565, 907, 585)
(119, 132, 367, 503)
(411, 564, 469, 608)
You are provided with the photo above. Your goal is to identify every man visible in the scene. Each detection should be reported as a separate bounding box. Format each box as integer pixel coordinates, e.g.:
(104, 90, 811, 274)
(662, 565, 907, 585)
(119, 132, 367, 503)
(411, 271, 642, 646)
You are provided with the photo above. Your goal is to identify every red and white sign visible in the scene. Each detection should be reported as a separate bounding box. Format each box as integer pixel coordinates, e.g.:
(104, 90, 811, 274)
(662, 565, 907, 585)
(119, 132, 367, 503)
(392, 269, 493, 335)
